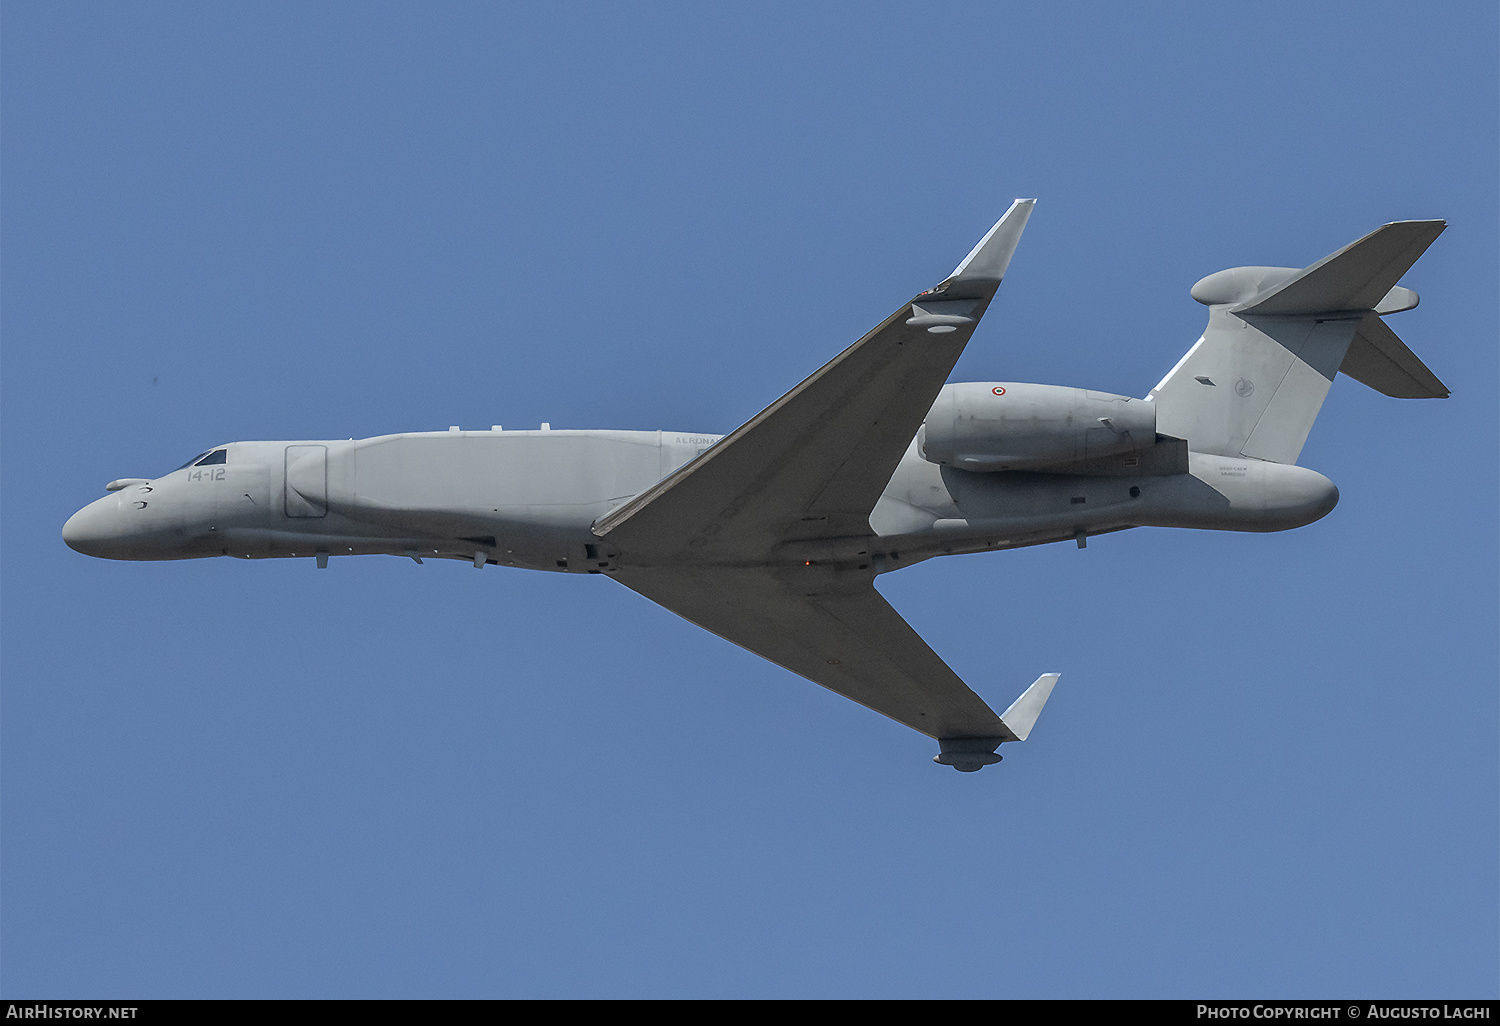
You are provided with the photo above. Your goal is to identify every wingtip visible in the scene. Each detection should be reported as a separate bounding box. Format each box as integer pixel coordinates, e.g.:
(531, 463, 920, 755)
(945, 200, 1037, 287)
(999, 672, 1060, 742)
(1001, 198, 1037, 220)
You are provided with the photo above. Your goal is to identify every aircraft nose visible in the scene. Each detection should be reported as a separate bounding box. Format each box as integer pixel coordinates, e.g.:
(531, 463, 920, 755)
(63, 495, 123, 558)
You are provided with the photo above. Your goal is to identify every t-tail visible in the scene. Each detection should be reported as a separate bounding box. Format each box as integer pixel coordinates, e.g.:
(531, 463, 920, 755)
(1147, 220, 1448, 465)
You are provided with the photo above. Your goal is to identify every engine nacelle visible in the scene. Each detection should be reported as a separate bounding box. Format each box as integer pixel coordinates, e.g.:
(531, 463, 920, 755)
(919, 382, 1157, 472)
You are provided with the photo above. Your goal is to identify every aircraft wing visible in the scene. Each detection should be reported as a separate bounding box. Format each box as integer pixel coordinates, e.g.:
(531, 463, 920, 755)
(595, 203, 1055, 767)
(593, 200, 1035, 563)
(611, 565, 1054, 751)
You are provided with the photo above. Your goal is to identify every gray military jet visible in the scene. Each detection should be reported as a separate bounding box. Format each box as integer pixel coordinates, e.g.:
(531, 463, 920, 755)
(63, 201, 1447, 770)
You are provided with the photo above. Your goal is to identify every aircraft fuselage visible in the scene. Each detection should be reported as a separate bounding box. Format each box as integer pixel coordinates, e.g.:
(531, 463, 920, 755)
(63, 423, 1339, 571)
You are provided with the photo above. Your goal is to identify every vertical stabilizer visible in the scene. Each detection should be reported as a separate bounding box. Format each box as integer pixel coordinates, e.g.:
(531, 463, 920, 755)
(1149, 221, 1445, 464)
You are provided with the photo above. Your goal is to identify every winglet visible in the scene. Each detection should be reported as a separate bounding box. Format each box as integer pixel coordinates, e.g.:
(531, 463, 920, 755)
(999, 672, 1060, 742)
(938, 199, 1036, 296)
(933, 672, 1061, 771)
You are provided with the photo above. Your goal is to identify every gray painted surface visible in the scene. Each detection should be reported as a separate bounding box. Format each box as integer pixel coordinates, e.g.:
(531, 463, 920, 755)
(62, 206, 1445, 769)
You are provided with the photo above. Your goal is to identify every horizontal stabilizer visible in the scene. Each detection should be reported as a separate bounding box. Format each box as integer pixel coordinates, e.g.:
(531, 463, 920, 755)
(1340, 314, 1450, 398)
(1236, 220, 1445, 316)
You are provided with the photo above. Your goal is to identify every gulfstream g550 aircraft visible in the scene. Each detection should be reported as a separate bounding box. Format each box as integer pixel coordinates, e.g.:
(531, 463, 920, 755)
(63, 202, 1447, 770)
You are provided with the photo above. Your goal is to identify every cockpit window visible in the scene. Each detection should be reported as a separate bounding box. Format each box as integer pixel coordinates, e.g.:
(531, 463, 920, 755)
(174, 449, 227, 471)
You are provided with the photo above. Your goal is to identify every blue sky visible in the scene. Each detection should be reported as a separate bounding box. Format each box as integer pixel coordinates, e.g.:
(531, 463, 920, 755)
(3, 1, 1496, 999)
